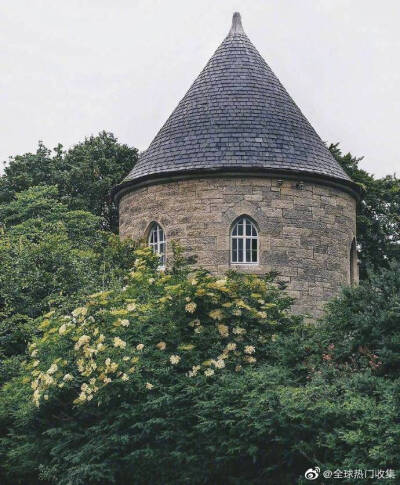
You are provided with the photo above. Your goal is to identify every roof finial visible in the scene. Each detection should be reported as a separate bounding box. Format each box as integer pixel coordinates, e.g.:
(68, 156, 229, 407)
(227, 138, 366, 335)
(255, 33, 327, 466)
(229, 12, 245, 35)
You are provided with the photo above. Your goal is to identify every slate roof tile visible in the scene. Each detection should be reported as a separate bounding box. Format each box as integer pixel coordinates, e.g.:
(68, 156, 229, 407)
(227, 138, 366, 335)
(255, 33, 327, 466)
(122, 12, 351, 186)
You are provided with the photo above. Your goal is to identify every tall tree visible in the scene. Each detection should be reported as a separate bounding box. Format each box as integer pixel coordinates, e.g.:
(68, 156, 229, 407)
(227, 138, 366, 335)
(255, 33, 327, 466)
(329, 143, 400, 278)
(0, 131, 137, 232)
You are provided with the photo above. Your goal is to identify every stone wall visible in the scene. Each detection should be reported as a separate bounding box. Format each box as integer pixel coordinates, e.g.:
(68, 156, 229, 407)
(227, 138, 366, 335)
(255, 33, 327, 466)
(119, 176, 357, 318)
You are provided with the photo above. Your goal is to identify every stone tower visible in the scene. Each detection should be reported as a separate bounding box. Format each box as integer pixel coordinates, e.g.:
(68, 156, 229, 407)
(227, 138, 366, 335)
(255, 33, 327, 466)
(113, 13, 359, 318)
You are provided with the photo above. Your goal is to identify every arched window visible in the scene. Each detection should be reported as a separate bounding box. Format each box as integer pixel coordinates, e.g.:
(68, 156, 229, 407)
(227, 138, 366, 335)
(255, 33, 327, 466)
(148, 222, 166, 267)
(231, 216, 258, 264)
(350, 237, 357, 284)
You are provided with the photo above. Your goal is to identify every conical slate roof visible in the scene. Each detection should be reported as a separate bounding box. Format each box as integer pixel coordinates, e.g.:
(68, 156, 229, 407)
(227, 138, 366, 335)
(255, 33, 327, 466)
(120, 12, 353, 192)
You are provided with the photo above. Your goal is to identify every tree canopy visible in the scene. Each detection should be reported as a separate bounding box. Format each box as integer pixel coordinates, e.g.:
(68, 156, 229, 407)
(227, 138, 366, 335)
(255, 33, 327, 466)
(0, 249, 399, 484)
(0, 131, 137, 232)
(0, 134, 399, 484)
(329, 143, 400, 278)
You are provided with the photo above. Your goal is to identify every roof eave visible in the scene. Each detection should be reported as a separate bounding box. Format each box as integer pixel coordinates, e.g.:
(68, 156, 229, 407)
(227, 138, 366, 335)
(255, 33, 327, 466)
(111, 167, 362, 205)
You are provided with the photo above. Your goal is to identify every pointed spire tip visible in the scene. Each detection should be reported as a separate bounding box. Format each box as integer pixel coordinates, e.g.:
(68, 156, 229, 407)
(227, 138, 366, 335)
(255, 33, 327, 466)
(229, 12, 245, 35)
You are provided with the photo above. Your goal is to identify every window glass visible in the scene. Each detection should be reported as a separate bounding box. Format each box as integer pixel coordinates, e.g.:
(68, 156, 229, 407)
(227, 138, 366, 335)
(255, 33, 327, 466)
(148, 223, 166, 267)
(231, 217, 258, 264)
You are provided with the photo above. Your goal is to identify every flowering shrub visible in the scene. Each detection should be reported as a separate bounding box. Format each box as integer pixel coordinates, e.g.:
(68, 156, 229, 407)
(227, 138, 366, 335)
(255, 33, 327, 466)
(1, 253, 400, 485)
(27, 246, 298, 410)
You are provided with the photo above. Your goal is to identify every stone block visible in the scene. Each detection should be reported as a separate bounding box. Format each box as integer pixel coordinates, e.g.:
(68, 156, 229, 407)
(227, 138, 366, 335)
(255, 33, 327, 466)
(119, 176, 357, 319)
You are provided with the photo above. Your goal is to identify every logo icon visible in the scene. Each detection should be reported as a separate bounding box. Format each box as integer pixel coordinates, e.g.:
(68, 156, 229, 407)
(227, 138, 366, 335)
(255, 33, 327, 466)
(305, 467, 320, 480)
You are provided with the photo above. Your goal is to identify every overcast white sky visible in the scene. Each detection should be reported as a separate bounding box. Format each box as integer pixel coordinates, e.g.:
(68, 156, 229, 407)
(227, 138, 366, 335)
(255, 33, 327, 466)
(0, 0, 399, 177)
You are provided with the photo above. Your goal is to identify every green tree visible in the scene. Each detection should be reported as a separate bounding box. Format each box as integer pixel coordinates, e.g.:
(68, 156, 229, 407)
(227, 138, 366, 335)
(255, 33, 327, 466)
(1, 250, 398, 485)
(0, 131, 137, 232)
(0, 185, 135, 320)
(329, 143, 400, 278)
(0, 184, 136, 391)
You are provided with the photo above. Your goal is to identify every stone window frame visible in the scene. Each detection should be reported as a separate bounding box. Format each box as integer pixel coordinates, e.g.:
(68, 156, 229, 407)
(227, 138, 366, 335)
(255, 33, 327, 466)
(147, 221, 166, 268)
(230, 215, 259, 265)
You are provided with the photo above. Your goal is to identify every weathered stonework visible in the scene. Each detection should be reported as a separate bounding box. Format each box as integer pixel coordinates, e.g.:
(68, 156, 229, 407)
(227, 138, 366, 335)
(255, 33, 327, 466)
(119, 176, 358, 319)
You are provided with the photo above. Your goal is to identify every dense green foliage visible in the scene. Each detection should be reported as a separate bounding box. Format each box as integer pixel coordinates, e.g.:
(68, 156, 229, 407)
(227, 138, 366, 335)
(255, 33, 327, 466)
(0, 135, 399, 484)
(330, 143, 400, 278)
(0, 250, 399, 484)
(0, 134, 136, 390)
(0, 185, 134, 320)
(0, 131, 137, 232)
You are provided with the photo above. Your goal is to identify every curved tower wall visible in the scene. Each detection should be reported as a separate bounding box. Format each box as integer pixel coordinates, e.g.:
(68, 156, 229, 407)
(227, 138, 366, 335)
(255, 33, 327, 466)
(119, 176, 357, 319)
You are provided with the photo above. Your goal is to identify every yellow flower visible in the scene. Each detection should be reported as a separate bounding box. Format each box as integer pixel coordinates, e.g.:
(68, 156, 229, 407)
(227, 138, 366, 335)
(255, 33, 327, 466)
(244, 356, 257, 364)
(83, 347, 96, 358)
(121, 373, 129, 382)
(218, 324, 229, 338)
(77, 359, 85, 373)
(185, 302, 197, 313)
(31, 349, 38, 357)
(74, 335, 90, 350)
(43, 374, 54, 385)
(59, 324, 67, 335)
(120, 319, 130, 327)
(32, 360, 40, 367)
(257, 311, 267, 319)
(145, 382, 154, 390)
(178, 344, 194, 351)
(136, 343, 144, 351)
(47, 363, 58, 375)
(33, 389, 41, 407)
(214, 278, 227, 287)
(232, 326, 246, 335)
(127, 303, 137, 311)
(213, 359, 225, 369)
(244, 345, 255, 355)
(209, 309, 224, 321)
(226, 342, 237, 351)
(187, 365, 201, 377)
(204, 369, 215, 377)
(156, 341, 166, 350)
(113, 337, 127, 349)
(235, 300, 251, 310)
(170, 355, 181, 365)
(63, 374, 73, 382)
(72, 307, 87, 318)
(235, 365, 242, 372)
